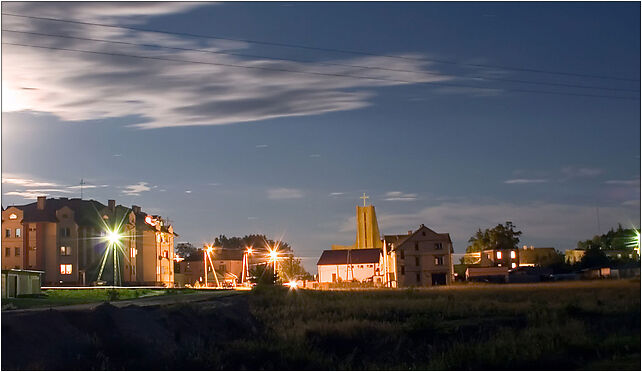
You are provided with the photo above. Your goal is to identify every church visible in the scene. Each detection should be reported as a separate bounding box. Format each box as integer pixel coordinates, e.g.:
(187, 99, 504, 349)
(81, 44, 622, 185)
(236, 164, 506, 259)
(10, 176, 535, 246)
(317, 194, 454, 288)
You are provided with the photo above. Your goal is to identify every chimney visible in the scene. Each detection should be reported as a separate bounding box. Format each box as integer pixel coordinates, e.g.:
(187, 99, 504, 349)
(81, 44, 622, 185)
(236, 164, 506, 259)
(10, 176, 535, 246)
(37, 196, 46, 210)
(132, 205, 141, 214)
(108, 199, 115, 211)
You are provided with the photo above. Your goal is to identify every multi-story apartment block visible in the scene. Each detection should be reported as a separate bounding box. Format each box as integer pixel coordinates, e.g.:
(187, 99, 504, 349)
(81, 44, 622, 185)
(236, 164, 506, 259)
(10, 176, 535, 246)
(1, 197, 176, 287)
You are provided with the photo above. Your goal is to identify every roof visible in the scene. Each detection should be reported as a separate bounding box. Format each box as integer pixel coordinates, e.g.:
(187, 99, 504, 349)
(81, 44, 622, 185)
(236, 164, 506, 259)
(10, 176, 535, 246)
(383, 234, 411, 246)
(13, 198, 107, 224)
(317, 248, 381, 266)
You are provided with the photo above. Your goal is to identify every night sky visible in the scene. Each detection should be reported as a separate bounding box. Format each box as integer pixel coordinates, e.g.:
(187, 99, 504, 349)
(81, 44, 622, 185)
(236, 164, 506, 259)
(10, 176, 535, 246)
(2, 2, 640, 271)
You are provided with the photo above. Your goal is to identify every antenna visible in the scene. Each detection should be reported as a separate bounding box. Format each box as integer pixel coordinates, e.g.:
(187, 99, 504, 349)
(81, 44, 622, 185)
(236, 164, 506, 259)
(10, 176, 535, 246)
(80, 178, 86, 199)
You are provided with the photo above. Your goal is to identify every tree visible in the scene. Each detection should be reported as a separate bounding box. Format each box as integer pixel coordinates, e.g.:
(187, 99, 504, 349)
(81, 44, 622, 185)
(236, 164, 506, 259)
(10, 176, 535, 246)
(579, 246, 609, 269)
(249, 264, 277, 286)
(213, 234, 292, 253)
(277, 255, 313, 281)
(576, 225, 639, 251)
(466, 221, 522, 253)
(175, 242, 199, 259)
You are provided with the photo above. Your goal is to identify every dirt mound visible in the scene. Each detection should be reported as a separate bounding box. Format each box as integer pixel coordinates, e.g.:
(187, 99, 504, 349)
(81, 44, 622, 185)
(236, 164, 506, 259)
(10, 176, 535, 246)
(2, 295, 259, 370)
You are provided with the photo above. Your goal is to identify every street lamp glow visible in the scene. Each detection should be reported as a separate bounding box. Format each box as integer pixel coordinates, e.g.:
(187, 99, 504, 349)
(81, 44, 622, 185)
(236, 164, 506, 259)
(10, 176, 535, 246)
(246, 247, 253, 255)
(106, 229, 122, 245)
(268, 249, 279, 263)
(286, 280, 298, 289)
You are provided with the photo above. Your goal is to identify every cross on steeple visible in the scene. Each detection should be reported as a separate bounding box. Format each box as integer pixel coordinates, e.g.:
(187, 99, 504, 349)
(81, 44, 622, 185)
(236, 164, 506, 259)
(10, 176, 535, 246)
(360, 192, 369, 207)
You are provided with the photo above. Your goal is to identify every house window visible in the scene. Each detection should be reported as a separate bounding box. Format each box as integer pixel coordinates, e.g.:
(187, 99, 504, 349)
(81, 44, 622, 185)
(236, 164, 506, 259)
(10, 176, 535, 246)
(434, 256, 444, 266)
(415, 257, 420, 266)
(401, 265, 405, 275)
(422, 231, 426, 236)
(400, 249, 405, 259)
(414, 242, 419, 251)
(5, 229, 10, 238)
(496, 251, 502, 260)
(434, 242, 443, 250)
(60, 227, 70, 237)
(5, 247, 10, 256)
(162, 250, 169, 258)
(9, 213, 17, 220)
(60, 264, 72, 275)
(510, 250, 516, 259)
(15, 247, 20, 256)
(219, 265, 225, 272)
(511, 262, 517, 268)
(416, 273, 421, 283)
(15, 228, 21, 238)
(60, 246, 71, 256)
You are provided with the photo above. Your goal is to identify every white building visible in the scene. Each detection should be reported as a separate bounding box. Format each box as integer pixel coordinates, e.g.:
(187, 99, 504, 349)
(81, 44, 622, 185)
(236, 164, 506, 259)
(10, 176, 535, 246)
(317, 248, 382, 284)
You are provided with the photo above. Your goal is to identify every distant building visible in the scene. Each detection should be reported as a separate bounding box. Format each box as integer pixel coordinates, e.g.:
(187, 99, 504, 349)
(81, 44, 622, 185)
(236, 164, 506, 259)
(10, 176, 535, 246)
(518, 246, 561, 267)
(1, 269, 43, 298)
(317, 248, 382, 284)
(565, 249, 586, 264)
(466, 266, 509, 283)
(479, 248, 520, 269)
(175, 247, 244, 287)
(564, 248, 639, 265)
(132, 207, 176, 286)
(1, 197, 176, 287)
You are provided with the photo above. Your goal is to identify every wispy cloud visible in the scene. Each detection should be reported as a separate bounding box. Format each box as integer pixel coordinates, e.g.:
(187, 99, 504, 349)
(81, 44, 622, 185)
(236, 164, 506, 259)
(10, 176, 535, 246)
(383, 191, 418, 201)
(255, 144, 269, 148)
(309, 154, 321, 158)
(622, 199, 640, 207)
(605, 179, 640, 186)
(1, 2, 456, 129)
(504, 179, 549, 184)
(2, 176, 60, 187)
(122, 182, 151, 195)
(561, 166, 603, 179)
(267, 188, 303, 200)
(185, 190, 192, 194)
(330, 192, 345, 196)
(4, 191, 50, 199)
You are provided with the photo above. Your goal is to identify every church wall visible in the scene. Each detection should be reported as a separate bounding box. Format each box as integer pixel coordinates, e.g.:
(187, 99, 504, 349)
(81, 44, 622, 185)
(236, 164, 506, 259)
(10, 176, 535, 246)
(318, 262, 380, 283)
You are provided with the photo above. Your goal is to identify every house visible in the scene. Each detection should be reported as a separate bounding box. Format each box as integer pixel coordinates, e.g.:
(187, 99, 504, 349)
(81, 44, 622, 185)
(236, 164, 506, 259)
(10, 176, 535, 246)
(479, 248, 520, 269)
(317, 248, 382, 284)
(174, 247, 244, 287)
(518, 246, 561, 267)
(387, 225, 454, 287)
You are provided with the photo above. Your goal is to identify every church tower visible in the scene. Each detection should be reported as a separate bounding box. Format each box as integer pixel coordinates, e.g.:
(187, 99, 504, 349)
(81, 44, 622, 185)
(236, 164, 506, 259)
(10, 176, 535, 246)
(332, 193, 383, 250)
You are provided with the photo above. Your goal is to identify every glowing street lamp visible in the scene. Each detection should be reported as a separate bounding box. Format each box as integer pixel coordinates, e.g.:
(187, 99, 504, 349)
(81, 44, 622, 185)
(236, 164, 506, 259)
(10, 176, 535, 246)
(97, 227, 124, 286)
(286, 280, 298, 290)
(241, 246, 254, 284)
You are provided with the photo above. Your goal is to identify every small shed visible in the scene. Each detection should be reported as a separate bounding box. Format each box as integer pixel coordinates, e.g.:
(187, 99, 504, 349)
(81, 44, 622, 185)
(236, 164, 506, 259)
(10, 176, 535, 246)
(465, 266, 509, 283)
(1, 269, 44, 298)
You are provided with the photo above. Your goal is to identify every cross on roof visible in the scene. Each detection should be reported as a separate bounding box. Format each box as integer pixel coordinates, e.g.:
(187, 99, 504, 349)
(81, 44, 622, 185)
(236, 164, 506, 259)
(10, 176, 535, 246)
(360, 192, 369, 207)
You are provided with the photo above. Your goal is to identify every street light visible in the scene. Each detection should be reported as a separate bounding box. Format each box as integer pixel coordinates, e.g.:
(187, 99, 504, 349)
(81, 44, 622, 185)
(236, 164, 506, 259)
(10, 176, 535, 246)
(97, 227, 124, 286)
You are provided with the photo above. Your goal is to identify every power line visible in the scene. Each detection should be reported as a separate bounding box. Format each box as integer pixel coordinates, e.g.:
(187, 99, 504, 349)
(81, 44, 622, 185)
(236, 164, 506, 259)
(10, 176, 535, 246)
(2, 12, 640, 83)
(3, 41, 639, 101)
(3, 28, 639, 94)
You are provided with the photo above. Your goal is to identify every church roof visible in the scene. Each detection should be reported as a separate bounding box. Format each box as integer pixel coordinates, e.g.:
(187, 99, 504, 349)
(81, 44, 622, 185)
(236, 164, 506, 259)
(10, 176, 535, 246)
(317, 248, 381, 266)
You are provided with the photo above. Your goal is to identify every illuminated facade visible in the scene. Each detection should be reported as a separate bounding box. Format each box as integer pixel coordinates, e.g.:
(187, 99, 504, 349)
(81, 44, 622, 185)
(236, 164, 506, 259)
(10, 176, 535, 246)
(132, 207, 176, 287)
(479, 248, 520, 268)
(317, 249, 383, 284)
(1, 197, 175, 286)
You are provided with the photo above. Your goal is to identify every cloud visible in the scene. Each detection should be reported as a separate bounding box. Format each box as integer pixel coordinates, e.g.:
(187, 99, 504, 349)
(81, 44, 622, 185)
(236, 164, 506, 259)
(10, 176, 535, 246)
(605, 179, 640, 186)
(339, 201, 640, 250)
(2, 176, 60, 187)
(267, 188, 303, 200)
(122, 182, 151, 195)
(504, 179, 549, 184)
(185, 190, 192, 194)
(561, 166, 603, 179)
(622, 199, 640, 207)
(330, 192, 345, 196)
(4, 191, 50, 199)
(309, 154, 321, 158)
(383, 191, 418, 201)
(255, 144, 269, 148)
(1, 2, 454, 129)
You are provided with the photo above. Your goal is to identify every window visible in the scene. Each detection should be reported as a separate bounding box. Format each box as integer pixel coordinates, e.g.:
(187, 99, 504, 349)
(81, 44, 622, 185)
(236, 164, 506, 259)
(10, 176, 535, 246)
(162, 250, 169, 258)
(60, 264, 72, 275)
(414, 242, 419, 251)
(9, 213, 17, 220)
(510, 250, 516, 259)
(15, 228, 21, 238)
(422, 231, 426, 236)
(400, 249, 405, 259)
(368, 264, 373, 268)
(15, 247, 20, 256)
(496, 251, 502, 260)
(415, 257, 420, 266)
(5, 229, 10, 238)
(511, 262, 517, 269)
(60, 227, 70, 237)
(416, 273, 421, 283)
(219, 265, 225, 272)
(434, 242, 443, 250)
(5, 247, 10, 256)
(434, 256, 444, 266)
(60, 246, 71, 256)
(401, 265, 405, 275)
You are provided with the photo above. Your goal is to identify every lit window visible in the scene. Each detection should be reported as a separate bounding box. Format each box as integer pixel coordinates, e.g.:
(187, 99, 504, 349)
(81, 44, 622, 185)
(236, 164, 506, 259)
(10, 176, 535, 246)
(60, 246, 71, 256)
(60, 264, 72, 275)
(496, 251, 502, 259)
(510, 250, 516, 259)
(9, 213, 17, 220)
(511, 262, 517, 269)
(15, 228, 21, 238)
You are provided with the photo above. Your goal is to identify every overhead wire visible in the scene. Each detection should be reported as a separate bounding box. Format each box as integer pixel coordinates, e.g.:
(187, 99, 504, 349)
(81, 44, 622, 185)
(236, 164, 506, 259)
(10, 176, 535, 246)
(2, 11, 640, 83)
(2, 28, 639, 94)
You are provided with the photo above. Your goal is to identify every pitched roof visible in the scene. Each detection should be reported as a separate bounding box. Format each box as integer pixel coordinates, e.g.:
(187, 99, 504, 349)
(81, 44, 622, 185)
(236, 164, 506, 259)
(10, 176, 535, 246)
(13, 198, 107, 224)
(317, 248, 381, 266)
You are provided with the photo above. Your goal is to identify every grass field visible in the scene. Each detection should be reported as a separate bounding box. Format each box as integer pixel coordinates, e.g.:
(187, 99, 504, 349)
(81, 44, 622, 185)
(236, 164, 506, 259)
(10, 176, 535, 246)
(2, 288, 180, 309)
(212, 280, 641, 370)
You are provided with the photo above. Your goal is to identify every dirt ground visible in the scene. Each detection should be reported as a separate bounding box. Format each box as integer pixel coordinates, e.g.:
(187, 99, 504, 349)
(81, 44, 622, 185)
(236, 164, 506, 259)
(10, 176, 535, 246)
(1, 293, 258, 370)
